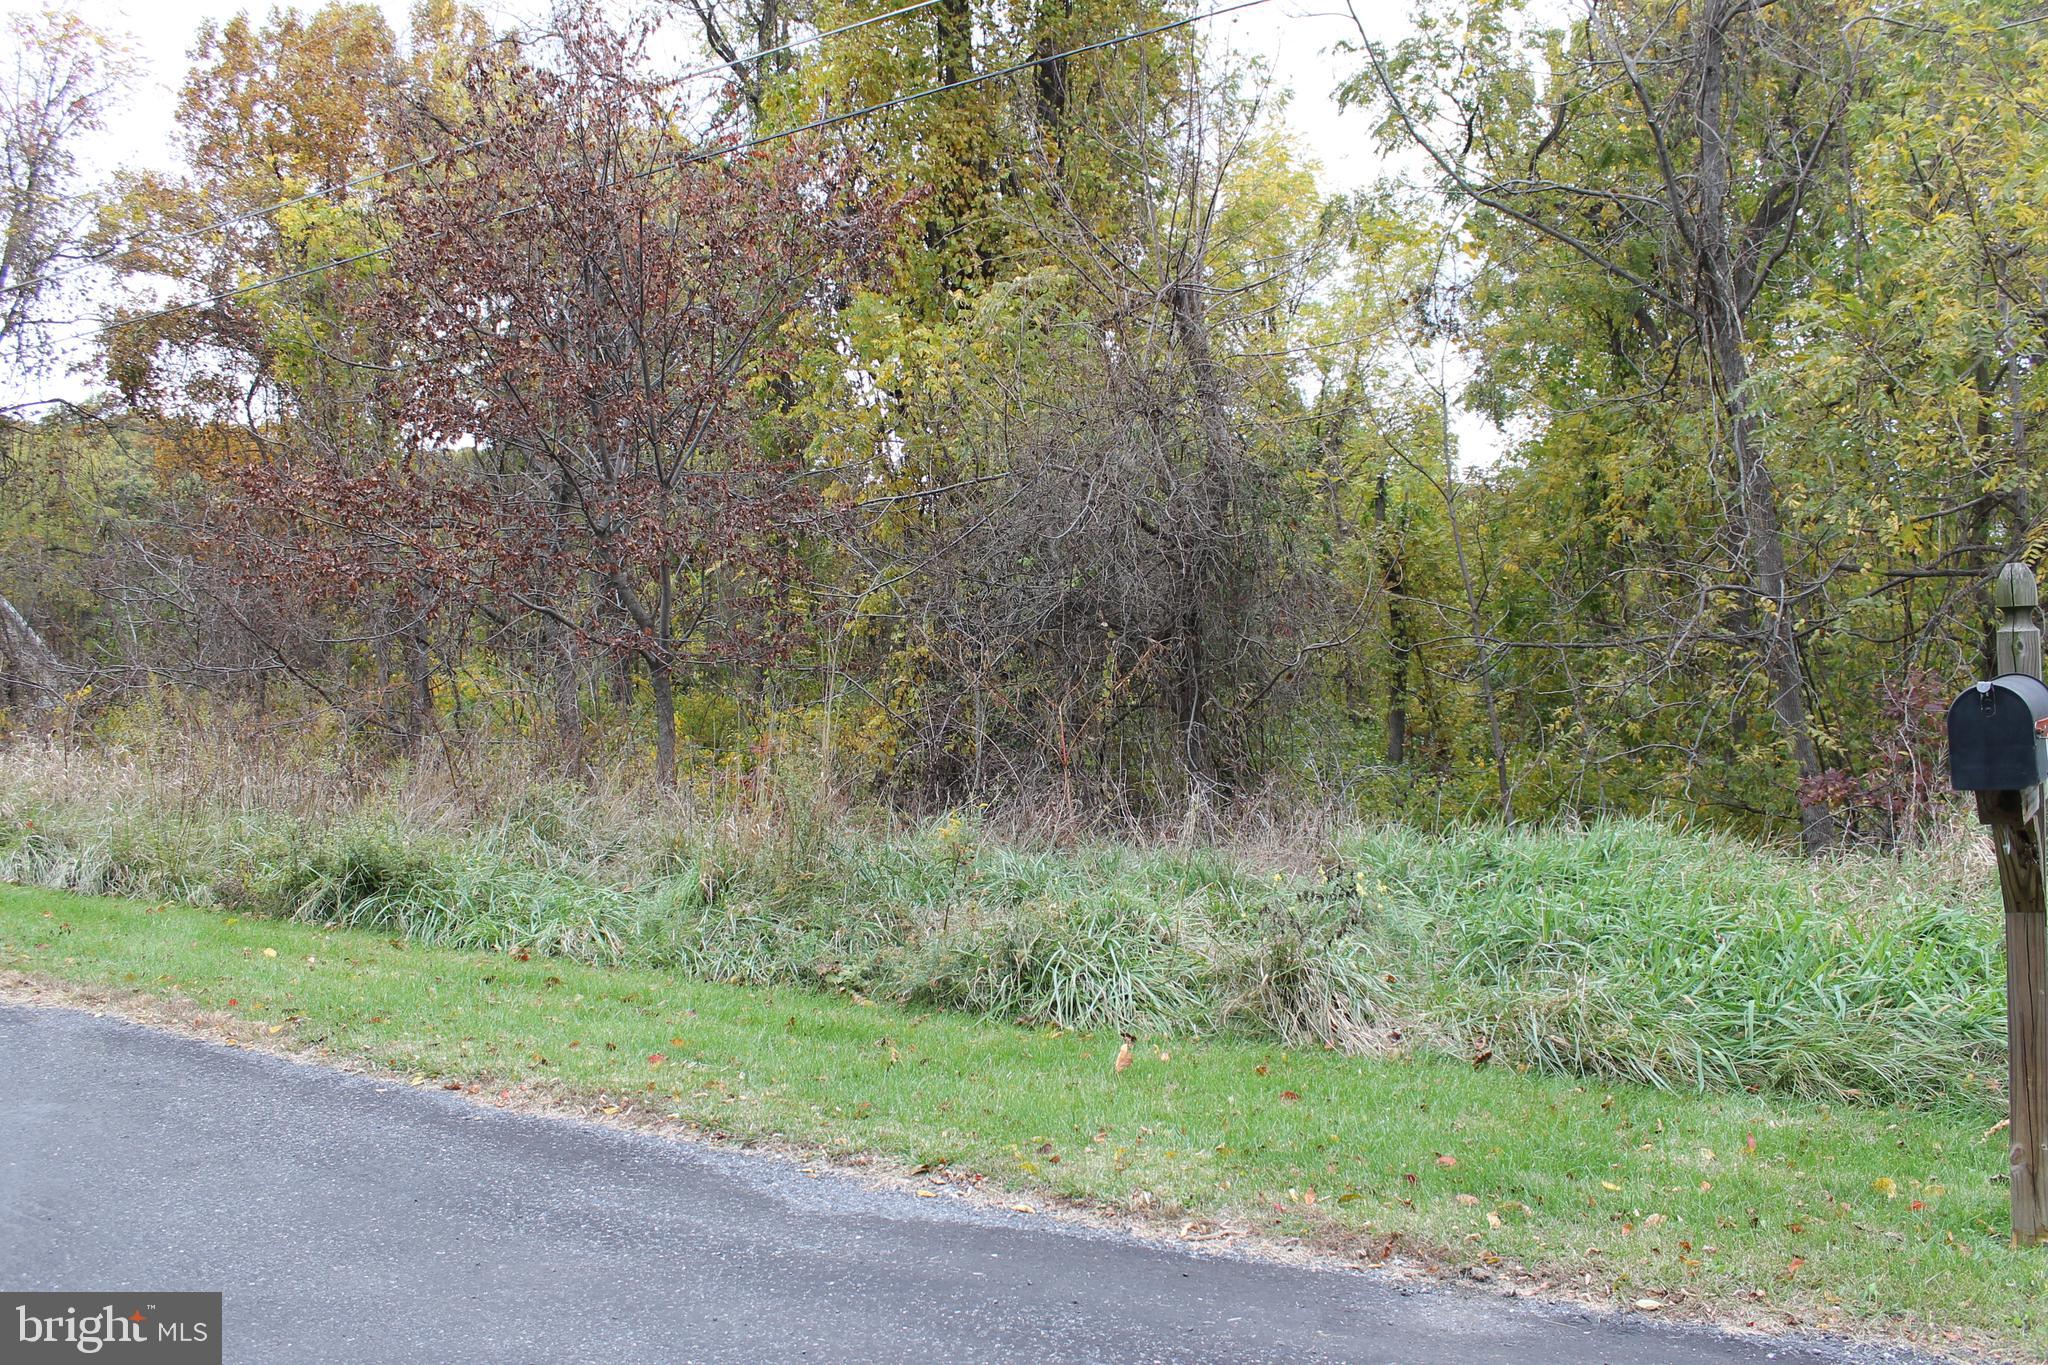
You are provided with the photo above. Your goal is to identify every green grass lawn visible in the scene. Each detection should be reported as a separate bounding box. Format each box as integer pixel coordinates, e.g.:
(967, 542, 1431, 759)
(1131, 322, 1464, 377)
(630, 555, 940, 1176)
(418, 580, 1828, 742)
(2, 882, 2039, 1357)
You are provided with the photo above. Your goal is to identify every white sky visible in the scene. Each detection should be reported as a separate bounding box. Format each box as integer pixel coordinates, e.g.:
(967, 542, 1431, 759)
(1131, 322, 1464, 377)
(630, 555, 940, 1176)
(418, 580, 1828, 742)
(8, 0, 1503, 461)
(50, 0, 1382, 182)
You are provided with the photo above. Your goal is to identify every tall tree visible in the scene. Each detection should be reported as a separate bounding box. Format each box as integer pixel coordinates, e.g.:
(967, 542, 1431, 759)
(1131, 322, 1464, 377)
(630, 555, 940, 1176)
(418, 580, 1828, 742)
(0, 14, 130, 720)
(819, 63, 1345, 809)
(85, 4, 490, 742)
(0, 11, 128, 372)
(1354, 0, 1855, 850)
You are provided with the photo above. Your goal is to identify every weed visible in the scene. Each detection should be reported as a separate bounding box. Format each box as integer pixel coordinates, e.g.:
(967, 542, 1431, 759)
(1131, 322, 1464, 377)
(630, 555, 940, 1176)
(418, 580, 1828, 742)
(0, 747, 2008, 1110)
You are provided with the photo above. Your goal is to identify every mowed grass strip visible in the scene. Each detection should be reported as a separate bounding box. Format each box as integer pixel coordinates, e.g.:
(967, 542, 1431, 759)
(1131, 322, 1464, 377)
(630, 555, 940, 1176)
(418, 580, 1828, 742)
(2, 883, 2040, 1356)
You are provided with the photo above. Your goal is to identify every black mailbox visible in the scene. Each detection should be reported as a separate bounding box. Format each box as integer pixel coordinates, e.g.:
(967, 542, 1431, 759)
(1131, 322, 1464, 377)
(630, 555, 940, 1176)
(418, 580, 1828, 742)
(1949, 673, 2048, 791)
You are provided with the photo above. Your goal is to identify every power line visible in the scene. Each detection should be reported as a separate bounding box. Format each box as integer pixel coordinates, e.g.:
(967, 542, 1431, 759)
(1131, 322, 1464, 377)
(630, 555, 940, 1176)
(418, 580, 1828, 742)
(12, 0, 950, 298)
(95, 0, 1271, 343)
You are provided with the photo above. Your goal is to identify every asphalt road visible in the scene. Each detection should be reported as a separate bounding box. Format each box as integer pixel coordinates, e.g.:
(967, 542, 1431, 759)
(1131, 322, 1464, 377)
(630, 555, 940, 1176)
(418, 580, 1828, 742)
(0, 1003, 1927, 1364)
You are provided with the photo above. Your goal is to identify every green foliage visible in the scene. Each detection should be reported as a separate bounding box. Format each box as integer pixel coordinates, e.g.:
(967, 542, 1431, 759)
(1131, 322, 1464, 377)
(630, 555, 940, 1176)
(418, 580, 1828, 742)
(0, 752, 2007, 1111)
(1343, 822, 2007, 1107)
(18, 0, 2048, 843)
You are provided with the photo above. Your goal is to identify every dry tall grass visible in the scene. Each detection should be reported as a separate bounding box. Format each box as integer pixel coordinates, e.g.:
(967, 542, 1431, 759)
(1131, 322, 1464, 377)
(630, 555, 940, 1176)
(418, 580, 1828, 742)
(0, 736, 2012, 1111)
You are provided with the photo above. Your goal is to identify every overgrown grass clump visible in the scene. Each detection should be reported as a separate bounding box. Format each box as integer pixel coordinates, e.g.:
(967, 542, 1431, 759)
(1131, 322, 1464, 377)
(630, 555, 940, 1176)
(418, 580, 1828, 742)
(1347, 824, 2006, 1107)
(0, 749, 2008, 1111)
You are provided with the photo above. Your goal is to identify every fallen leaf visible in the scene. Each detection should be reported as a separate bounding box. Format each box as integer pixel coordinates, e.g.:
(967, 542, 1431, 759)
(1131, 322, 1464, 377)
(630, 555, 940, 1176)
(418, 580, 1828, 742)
(1435, 1154, 1456, 1168)
(1281, 1090, 1302, 1103)
(916, 1190, 938, 1199)
(1009, 1203, 1035, 1214)
(261, 948, 277, 958)
(1872, 1177, 1897, 1199)
(1456, 1193, 1481, 1206)
(1601, 1180, 1621, 1192)
(1115, 1036, 1134, 1074)
(1634, 1299, 1664, 1312)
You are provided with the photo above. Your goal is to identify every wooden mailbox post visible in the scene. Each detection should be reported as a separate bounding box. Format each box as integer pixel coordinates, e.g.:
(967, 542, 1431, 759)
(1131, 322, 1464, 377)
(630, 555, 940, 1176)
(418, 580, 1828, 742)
(1950, 562, 2048, 1245)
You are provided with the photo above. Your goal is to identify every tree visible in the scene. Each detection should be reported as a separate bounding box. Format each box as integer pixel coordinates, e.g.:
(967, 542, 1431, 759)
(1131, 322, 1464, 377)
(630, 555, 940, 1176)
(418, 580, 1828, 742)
(0, 14, 130, 720)
(101, 2, 485, 416)
(679, 0, 803, 117)
(224, 15, 895, 786)
(81, 5, 488, 744)
(1353, 0, 1855, 851)
(0, 11, 128, 373)
(825, 63, 1347, 811)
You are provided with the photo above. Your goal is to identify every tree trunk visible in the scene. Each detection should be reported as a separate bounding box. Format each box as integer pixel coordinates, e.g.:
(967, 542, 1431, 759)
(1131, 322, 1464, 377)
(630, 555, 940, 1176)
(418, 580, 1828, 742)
(1713, 323, 1833, 851)
(1697, 0, 1834, 853)
(1377, 475, 1411, 767)
(936, 0, 972, 86)
(404, 628, 434, 750)
(1030, 0, 1072, 132)
(0, 593, 63, 726)
(550, 624, 586, 774)
(646, 653, 677, 789)
(1168, 276, 1242, 795)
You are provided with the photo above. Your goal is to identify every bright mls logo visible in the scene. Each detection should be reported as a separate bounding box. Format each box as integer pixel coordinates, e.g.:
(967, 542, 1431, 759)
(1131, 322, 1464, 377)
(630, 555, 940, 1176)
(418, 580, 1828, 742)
(2, 1293, 220, 1363)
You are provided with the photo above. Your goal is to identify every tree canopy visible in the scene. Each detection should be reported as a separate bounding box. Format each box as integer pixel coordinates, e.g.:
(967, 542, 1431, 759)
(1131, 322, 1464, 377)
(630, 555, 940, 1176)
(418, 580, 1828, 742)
(3, 0, 2044, 848)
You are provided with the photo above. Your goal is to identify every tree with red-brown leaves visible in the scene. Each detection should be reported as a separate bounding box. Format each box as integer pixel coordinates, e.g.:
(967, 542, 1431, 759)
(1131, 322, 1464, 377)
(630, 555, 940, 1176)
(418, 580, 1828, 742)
(224, 15, 892, 783)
